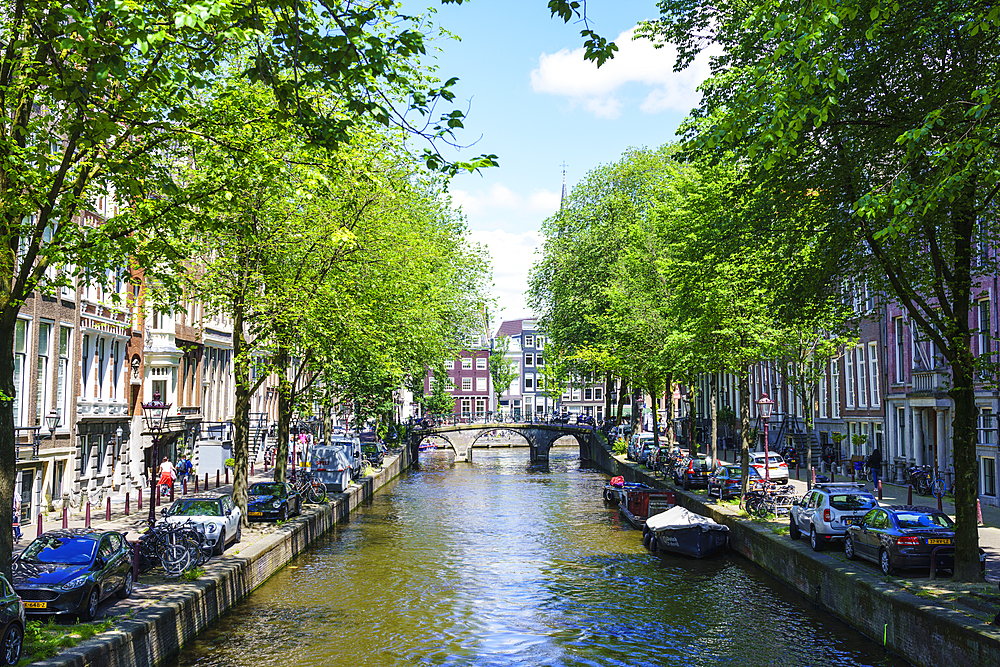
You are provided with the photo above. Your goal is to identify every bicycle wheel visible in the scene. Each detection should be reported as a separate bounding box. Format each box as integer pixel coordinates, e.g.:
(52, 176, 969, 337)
(160, 543, 191, 577)
(931, 478, 946, 498)
(865, 468, 874, 483)
(308, 480, 327, 504)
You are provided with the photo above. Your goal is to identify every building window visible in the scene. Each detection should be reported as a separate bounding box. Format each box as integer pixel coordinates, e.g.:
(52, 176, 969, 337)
(475, 377, 486, 392)
(595, 387, 603, 401)
(524, 335, 534, 348)
(57, 327, 71, 426)
(536, 355, 544, 366)
(819, 371, 828, 419)
(897, 407, 906, 459)
(461, 377, 472, 391)
(584, 388, 593, 401)
(537, 337, 544, 350)
(855, 345, 866, 409)
(461, 358, 472, 370)
(461, 398, 471, 416)
(844, 349, 855, 409)
(831, 359, 841, 419)
(524, 376, 534, 390)
(13, 320, 27, 427)
(446, 378, 455, 392)
(894, 317, 905, 383)
(476, 357, 487, 370)
(979, 300, 992, 362)
(524, 354, 534, 367)
(35, 322, 52, 425)
(868, 342, 880, 407)
(984, 457, 997, 497)
(980, 408, 997, 445)
(444, 360, 454, 370)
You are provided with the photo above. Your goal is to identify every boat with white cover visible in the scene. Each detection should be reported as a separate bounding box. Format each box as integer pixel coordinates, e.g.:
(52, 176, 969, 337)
(643, 506, 730, 558)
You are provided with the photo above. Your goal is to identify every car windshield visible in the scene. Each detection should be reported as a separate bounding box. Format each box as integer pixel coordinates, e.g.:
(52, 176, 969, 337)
(829, 494, 876, 511)
(21, 536, 97, 565)
(249, 483, 284, 497)
(895, 512, 954, 529)
(767, 455, 784, 464)
(723, 467, 741, 477)
(168, 499, 222, 516)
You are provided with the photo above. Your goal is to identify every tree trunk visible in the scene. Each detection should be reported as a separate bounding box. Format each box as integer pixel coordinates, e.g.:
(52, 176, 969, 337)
(274, 346, 292, 483)
(0, 321, 16, 582)
(710, 375, 718, 469)
(616, 377, 627, 424)
(648, 377, 660, 449)
(951, 357, 981, 581)
(231, 293, 251, 528)
(688, 390, 697, 455)
(665, 373, 674, 448)
(604, 372, 613, 423)
(738, 370, 752, 507)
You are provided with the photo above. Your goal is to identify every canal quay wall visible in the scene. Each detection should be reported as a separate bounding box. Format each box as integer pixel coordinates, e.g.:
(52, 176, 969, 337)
(592, 452, 1000, 667)
(41, 447, 413, 667)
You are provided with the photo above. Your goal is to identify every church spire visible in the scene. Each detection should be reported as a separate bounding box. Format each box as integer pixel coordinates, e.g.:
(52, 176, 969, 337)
(560, 161, 568, 209)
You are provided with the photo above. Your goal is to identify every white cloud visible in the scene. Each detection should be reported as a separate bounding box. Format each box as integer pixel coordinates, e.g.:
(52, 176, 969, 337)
(468, 228, 541, 324)
(451, 183, 560, 217)
(530, 27, 715, 119)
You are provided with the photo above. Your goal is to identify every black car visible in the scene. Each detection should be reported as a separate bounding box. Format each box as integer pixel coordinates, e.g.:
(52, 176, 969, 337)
(707, 465, 763, 500)
(673, 455, 713, 490)
(247, 482, 302, 521)
(361, 443, 384, 467)
(13, 529, 133, 621)
(845, 505, 966, 575)
(0, 575, 24, 665)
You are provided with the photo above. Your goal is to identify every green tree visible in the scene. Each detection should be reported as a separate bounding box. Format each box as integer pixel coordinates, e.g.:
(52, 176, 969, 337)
(488, 337, 519, 416)
(642, 0, 1000, 580)
(423, 365, 456, 416)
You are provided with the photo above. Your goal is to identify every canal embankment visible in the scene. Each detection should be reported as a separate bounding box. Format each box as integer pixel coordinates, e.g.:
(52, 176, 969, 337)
(595, 450, 1000, 667)
(37, 445, 413, 667)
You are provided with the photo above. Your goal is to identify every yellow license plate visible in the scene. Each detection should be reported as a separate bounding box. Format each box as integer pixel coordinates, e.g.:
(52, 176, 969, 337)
(249, 512, 263, 516)
(24, 601, 46, 609)
(928, 538, 951, 545)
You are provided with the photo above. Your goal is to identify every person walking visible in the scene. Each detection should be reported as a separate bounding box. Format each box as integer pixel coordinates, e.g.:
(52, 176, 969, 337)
(867, 445, 883, 489)
(178, 455, 193, 484)
(12, 489, 22, 542)
(158, 456, 176, 498)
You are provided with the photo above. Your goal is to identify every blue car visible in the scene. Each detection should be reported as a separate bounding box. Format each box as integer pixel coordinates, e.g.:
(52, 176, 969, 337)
(247, 482, 302, 521)
(13, 529, 133, 621)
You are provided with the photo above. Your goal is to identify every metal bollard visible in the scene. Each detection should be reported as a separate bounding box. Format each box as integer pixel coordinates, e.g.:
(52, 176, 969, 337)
(878, 480, 883, 501)
(205, 472, 209, 490)
(183, 478, 188, 495)
(36, 513, 42, 538)
(251, 462, 255, 476)
(138, 488, 143, 511)
(62, 507, 68, 529)
(796, 463, 800, 480)
(106, 496, 112, 522)
(170, 483, 175, 503)
(938, 494, 943, 513)
(195, 476, 199, 493)
(216, 471, 220, 488)
(85, 502, 91, 528)
(125, 492, 130, 516)
(225, 468, 229, 485)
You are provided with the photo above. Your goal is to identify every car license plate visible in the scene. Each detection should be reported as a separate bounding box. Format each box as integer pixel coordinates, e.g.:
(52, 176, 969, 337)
(24, 601, 46, 609)
(928, 538, 951, 545)
(249, 512, 263, 517)
(843, 516, 857, 525)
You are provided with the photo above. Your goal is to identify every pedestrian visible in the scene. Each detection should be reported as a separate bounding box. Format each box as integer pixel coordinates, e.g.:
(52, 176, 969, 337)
(12, 488, 22, 542)
(868, 444, 883, 489)
(179, 455, 193, 484)
(158, 456, 176, 496)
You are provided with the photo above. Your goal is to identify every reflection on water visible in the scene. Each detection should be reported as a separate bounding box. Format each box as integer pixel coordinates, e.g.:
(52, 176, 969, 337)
(169, 448, 910, 667)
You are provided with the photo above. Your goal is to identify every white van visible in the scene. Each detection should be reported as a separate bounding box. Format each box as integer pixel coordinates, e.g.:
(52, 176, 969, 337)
(309, 436, 361, 492)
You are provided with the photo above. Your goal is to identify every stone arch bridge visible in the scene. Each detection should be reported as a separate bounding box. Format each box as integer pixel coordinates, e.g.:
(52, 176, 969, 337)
(408, 423, 605, 465)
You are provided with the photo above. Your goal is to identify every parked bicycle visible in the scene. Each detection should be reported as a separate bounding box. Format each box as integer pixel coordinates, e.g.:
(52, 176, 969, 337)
(134, 516, 211, 576)
(289, 469, 328, 504)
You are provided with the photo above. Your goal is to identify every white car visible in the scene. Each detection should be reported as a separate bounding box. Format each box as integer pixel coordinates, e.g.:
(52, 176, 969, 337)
(750, 452, 790, 484)
(164, 495, 242, 555)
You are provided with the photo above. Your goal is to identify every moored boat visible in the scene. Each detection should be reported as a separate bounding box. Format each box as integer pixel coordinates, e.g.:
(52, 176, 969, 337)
(602, 477, 652, 504)
(619, 486, 676, 529)
(643, 506, 729, 558)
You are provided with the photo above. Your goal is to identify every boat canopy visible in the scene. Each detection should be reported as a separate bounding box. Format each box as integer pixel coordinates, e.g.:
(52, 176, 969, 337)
(646, 506, 728, 532)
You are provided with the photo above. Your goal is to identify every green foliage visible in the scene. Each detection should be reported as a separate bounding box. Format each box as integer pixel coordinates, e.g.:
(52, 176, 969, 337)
(424, 365, 457, 416)
(224, 458, 235, 469)
(488, 336, 520, 408)
(182, 567, 206, 581)
(23, 618, 114, 661)
(612, 439, 627, 455)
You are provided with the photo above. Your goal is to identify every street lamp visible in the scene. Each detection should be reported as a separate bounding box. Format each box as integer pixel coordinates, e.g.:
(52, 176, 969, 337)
(44, 410, 59, 439)
(757, 393, 775, 483)
(141, 390, 171, 519)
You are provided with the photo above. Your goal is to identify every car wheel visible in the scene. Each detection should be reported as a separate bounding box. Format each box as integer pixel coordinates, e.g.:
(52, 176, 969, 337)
(845, 535, 857, 560)
(279, 506, 288, 522)
(116, 568, 134, 599)
(79, 587, 100, 622)
(1, 622, 22, 666)
(880, 549, 894, 576)
(789, 516, 800, 540)
(810, 527, 823, 552)
(214, 529, 227, 556)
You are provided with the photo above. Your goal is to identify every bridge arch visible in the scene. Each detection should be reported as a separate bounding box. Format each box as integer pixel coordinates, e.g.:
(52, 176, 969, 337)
(409, 423, 602, 464)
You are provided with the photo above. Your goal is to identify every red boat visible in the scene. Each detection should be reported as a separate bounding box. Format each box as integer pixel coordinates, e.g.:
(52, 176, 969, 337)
(619, 486, 676, 529)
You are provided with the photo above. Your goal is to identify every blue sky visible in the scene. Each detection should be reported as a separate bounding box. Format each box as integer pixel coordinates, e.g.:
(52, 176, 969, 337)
(404, 1, 715, 327)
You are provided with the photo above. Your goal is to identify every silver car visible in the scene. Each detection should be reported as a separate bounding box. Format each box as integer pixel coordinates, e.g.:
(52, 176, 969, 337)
(789, 483, 878, 552)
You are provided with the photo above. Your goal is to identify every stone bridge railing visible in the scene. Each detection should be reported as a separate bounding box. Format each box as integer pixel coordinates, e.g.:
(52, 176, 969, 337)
(407, 422, 606, 464)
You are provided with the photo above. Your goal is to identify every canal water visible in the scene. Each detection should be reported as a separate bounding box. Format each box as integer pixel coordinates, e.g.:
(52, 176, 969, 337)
(168, 447, 910, 667)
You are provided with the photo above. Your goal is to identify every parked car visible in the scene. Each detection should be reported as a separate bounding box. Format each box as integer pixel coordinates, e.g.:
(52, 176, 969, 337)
(0, 574, 24, 665)
(12, 528, 133, 621)
(673, 455, 713, 490)
(164, 494, 242, 555)
(750, 452, 789, 484)
(707, 465, 763, 500)
(845, 505, 970, 575)
(311, 436, 362, 491)
(628, 433, 655, 461)
(246, 482, 302, 521)
(789, 483, 878, 551)
(637, 443, 658, 467)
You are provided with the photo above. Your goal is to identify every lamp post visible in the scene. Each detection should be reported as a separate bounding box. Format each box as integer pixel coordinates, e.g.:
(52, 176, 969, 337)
(141, 391, 171, 521)
(757, 393, 775, 483)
